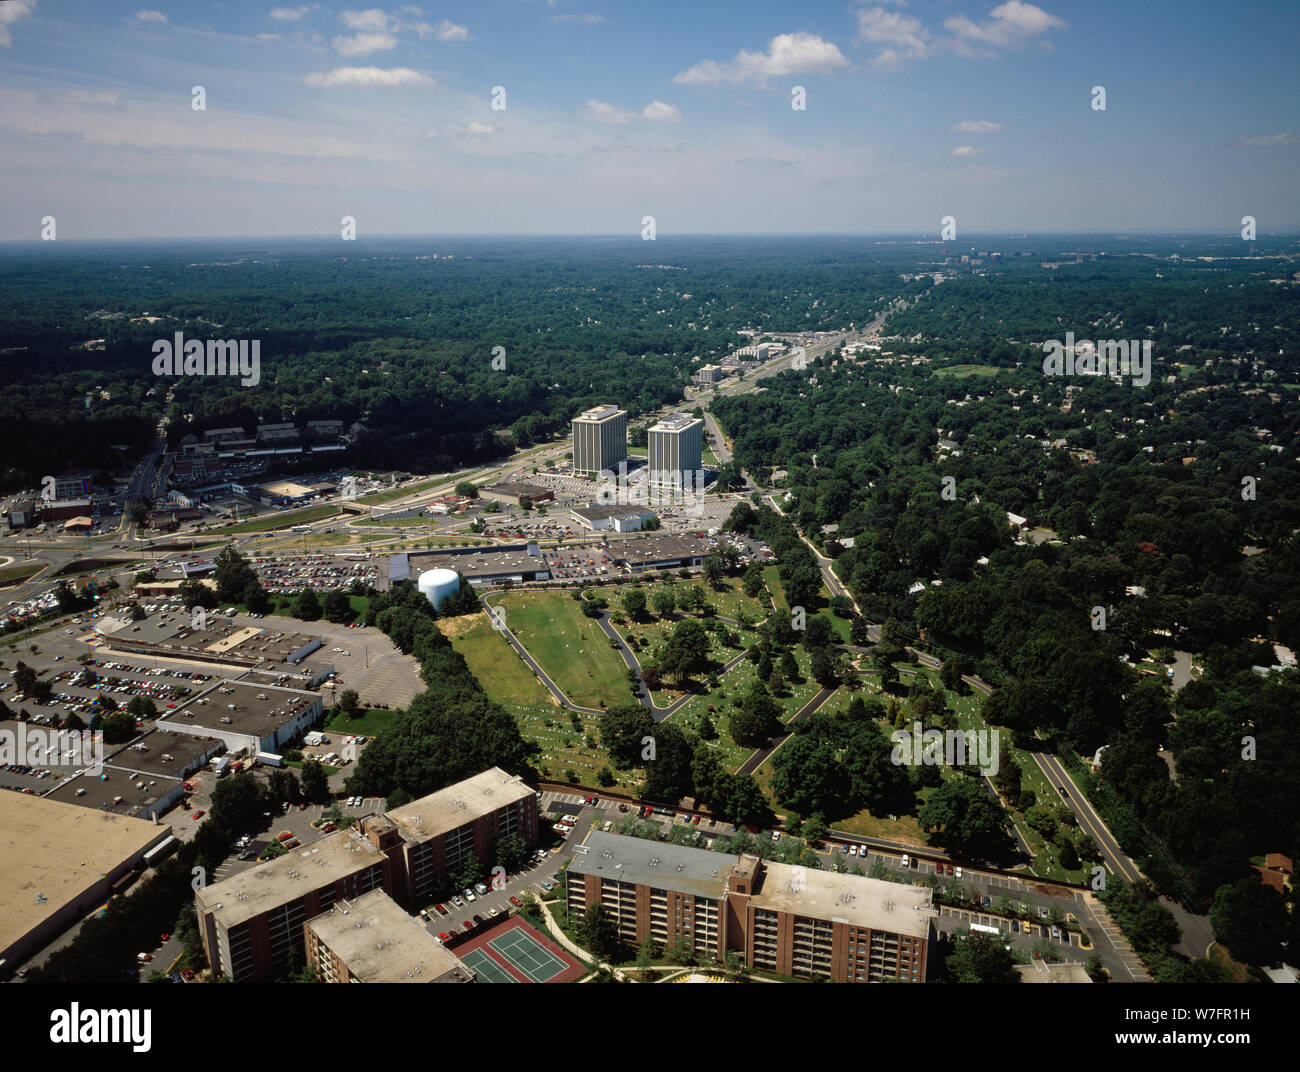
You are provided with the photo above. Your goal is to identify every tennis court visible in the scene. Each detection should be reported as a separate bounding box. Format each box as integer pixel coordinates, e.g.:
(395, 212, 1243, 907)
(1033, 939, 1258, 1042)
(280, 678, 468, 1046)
(459, 948, 518, 984)
(488, 929, 569, 983)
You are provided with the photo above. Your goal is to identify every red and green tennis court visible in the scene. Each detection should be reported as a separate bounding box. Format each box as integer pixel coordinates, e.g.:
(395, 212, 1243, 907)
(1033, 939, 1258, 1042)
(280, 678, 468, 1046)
(452, 918, 583, 983)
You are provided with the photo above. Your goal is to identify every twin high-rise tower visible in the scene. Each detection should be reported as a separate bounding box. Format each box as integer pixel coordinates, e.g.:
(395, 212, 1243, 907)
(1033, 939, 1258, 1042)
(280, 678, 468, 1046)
(571, 405, 627, 476)
(571, 404, 704, 496)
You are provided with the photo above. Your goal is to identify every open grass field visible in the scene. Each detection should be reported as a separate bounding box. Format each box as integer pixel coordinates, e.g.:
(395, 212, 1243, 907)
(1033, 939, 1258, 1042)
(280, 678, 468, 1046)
(441, 610, 558, 708)
(208, 504, 341, 534)
(930, 363, 1002, 379)
(357, 478, 443, 506)
(491, 589, 631, 709)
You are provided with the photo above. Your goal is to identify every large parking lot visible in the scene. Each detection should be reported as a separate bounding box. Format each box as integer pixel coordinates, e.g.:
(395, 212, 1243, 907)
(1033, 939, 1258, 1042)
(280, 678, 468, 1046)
(249, 554, 380, 595)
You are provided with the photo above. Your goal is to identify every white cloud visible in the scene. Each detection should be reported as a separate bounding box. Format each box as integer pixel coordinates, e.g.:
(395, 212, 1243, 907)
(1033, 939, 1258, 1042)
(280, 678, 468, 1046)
(945, 1, 1065, 51)
(0, 0, 37, 47)
(257, 32, 282, 41)
(339, 8, 390, 32)
(856, 7, 930, 65)
(950, 145, 983, 157)
(412, 18, 469, 41)
(334, 31, 398, 55)
(643, 100, 681, 122)
(952, 120, 1002, 133)
(583, 99, 632, 124)
(551, 13, 604, 23)
(673, 32, 849, 86)
(270, 5, 313, 20)
(428, 120, 498, 137)
(303, 66, 433, 87)
(134, 9, 168, 23)
(1243, 132, 1297, 146)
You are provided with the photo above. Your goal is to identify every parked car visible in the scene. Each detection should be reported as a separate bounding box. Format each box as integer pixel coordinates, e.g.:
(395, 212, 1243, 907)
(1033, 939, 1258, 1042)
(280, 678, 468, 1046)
(1011, 920, 1020, 933)
(191, 810, 205, 820)
(434, 903, 449, 916)
(509, 896, 523, 908)
(900, 853, 909, 868)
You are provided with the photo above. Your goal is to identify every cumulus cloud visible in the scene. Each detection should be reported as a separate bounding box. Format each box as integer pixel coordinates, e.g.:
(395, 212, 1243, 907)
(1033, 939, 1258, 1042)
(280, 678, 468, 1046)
(673, 32, 849, 86)
(583, 99, 633, 124)
(333, 30, 397, 55)
(339, 8, 390, 31)
(952, 120, 1002, 133)
(270, 5, 314, 20)
(413, 18, 469, 41)
(0, 0, 37, 47)
(303, 66, 432, 87)
(134, 9, 168, 23)
(642, 100, 682, 122)
(945, 1, 1065, 52)
(856, 7, 930, 66)
(950, 145, 983, 157)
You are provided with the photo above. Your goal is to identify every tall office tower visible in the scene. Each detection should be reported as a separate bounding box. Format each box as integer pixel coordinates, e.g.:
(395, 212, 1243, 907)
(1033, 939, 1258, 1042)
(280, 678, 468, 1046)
(647, 414, 704, 494)
(571, 405, 627, 476)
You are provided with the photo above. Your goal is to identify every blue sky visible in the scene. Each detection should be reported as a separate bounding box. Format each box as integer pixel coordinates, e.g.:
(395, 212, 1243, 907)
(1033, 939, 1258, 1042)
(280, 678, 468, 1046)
(1, 0, 1297, 238)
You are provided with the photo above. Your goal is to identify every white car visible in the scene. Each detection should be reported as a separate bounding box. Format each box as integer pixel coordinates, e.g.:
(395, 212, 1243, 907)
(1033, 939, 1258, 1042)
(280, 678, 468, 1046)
(901, 854, 910, 868)
(954, 866, 963, 879)
(463, 889, 476, 902)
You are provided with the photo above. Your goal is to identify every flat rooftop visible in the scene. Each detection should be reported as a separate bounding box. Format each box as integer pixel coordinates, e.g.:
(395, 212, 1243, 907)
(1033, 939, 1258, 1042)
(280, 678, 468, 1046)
(650, 415, 702, 433)
(161, 679, 318, 740)
(195, 826, 386, 929)
(102, 729, 223, 779)
(575, 405, 624, 422)
(609, 535, 710, 565)
(306, 889, 472, 983)
(0, 792, 170, 958)
(570, 504, 657, 522)
(568, 831, 737, 900)
(385, 767, 534, 843)
(44, 766, 184, 817)
(406, 548, 548, 578)
(752, 860, 934, 939)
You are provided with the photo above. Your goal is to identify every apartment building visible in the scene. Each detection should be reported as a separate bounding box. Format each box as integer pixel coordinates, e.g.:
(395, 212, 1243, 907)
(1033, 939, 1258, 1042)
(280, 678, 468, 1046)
(566, 832, 933, 982)
(304, 889, 476, 983)
(195, 767, 536, 980)
(572, 405, 627, 477)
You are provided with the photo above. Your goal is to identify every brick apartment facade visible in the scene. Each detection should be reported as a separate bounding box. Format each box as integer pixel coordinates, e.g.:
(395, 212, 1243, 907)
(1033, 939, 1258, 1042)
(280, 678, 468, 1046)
(566, 832, 933, 983)
(195, 768, 537, 981)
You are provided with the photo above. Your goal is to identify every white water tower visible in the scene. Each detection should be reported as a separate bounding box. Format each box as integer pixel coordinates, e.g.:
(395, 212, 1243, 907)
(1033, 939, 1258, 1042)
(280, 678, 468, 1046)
(417, 568, 460, 611)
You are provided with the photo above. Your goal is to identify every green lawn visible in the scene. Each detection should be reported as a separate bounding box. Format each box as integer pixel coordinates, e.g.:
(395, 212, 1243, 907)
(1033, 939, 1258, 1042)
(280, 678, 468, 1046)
(442, 610, 559, 708)
(323, 708, 400, 737)
(489, 589, 632, 709)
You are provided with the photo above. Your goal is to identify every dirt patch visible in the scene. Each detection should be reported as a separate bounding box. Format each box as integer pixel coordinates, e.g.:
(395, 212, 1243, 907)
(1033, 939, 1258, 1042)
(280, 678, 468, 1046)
(436, 612, 485, 639)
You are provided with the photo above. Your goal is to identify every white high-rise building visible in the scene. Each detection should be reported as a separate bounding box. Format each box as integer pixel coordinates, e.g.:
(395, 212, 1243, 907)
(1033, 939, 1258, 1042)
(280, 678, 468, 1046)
(572, 405, 627, 476)
(647, 414, 704, 495)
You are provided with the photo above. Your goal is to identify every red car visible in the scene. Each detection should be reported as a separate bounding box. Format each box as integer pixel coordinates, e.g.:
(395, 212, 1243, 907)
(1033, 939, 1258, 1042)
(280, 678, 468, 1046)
(160, 933, 170, 942)
(298, 803, 308, 811)
(462, 920, 473, 931)
(191, 810, 205, 820)
(434, 903, 448, 916)
(438, 932, 451, 942)
(180, 968, 195, 980)
(509, 896, 523, 908)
